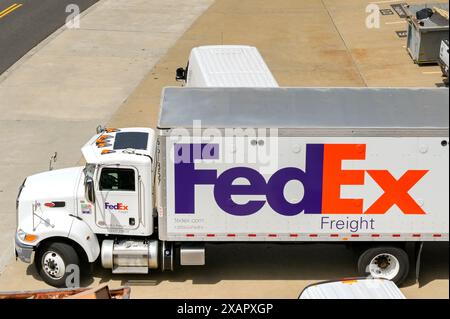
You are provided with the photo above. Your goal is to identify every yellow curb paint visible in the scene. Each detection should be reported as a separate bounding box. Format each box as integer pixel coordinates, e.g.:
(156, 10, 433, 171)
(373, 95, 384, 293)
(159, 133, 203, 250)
(0, 3, 23, 19)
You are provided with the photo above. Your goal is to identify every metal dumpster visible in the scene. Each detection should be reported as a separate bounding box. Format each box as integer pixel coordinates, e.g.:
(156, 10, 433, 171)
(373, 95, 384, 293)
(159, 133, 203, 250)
(405, 3, 449, 64)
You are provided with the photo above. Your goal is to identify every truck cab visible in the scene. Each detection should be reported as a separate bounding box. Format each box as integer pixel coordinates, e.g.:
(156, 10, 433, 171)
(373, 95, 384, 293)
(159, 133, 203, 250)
(15, 127, 157, 286)
(80, 127, 155, 236)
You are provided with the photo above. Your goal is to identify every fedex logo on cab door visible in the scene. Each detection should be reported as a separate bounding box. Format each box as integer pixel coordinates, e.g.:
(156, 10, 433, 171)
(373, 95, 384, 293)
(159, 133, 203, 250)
(174, 144, 428, 216)
(105, 202, 128, 211)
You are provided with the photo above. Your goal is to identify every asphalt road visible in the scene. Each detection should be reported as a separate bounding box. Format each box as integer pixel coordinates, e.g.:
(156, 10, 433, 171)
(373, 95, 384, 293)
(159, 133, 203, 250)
(0, 0, 98, 74)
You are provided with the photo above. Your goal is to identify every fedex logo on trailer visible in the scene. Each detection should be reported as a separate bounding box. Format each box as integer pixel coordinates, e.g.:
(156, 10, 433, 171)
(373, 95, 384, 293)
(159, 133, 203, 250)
(174, 144, 428, 216)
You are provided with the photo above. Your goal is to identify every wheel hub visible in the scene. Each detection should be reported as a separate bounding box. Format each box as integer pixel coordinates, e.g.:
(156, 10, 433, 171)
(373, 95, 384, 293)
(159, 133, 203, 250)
(368, 253, 400, 280)
(375, 256, 390, 269)
(42, 251, 65, 279)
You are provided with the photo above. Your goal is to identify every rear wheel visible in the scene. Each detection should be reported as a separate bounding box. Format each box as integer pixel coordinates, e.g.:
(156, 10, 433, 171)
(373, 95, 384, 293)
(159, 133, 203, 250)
(35, 242, 80, 288)
(357, 246, 409, 285)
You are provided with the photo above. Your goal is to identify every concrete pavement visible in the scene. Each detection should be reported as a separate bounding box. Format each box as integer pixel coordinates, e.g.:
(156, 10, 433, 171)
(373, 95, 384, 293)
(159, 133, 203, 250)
(0, 0, 213, 273)
(0, 242, 447, 298)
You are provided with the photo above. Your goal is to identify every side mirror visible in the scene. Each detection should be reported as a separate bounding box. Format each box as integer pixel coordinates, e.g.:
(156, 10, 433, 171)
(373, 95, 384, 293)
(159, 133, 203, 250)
(175, 67, 186, 81)
(85, 177, 95, 204)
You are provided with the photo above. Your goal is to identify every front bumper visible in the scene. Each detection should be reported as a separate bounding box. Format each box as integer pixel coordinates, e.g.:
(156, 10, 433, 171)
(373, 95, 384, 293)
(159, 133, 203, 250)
(15, 235, 34, 264)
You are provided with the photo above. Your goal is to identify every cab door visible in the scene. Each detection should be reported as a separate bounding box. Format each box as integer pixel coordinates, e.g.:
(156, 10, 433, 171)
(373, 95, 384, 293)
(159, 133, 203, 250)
(95, 166, 140, 230)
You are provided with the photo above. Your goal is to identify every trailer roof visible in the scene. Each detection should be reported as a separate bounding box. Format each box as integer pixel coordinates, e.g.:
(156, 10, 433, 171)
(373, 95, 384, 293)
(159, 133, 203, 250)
(158, 87, 449, 130)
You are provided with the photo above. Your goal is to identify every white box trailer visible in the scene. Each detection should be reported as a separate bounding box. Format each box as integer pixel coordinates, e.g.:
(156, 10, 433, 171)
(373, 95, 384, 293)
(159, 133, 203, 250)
(14, 87, 448, 288)
(156, 88, 449, 243)
(175, 45, 279, 87)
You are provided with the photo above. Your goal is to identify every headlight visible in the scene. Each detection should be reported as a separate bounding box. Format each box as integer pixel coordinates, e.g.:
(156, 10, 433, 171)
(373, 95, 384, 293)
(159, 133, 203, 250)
(17, 229, 26, 241)
(17, 229, 38, 243)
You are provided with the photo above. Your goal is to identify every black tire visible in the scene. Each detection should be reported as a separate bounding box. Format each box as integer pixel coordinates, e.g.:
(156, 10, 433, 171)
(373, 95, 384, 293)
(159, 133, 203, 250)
(357, 246, 409, 285)
(35, 242, 80, 288)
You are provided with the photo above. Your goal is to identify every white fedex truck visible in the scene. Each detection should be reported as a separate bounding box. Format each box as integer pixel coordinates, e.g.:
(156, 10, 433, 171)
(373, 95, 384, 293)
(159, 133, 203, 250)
(15, 87, 448, 287)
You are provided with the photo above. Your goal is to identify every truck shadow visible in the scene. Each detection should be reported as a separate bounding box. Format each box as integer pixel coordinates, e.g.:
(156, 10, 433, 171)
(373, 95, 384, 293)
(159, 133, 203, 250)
(415, 242, 449, 287)
(92, 243, 357, 286)
(87, 242, 447, 288)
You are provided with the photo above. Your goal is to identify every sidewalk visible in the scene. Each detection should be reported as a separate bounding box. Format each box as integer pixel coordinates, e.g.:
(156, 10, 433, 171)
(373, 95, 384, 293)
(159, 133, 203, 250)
(0, 0, 213, 273)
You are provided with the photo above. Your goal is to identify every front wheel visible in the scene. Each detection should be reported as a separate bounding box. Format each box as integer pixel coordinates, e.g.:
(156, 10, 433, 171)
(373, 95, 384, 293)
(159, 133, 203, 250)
(35, 242, 80, 288)
(357, 246, 410, 285)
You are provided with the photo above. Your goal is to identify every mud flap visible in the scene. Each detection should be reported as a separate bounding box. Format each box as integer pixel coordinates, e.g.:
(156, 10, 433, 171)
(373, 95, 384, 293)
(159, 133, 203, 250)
(414, 242, 424, 287)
